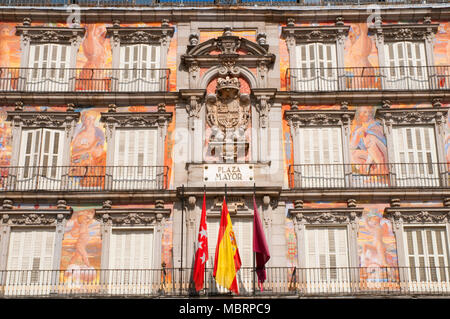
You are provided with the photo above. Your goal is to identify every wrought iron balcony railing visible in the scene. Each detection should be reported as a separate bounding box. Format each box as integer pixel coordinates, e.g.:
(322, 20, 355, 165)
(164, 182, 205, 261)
(0, 68, 170, 93)
(1, 266, 450, 297)
(0, 0, 447, 7)
(0, 166, 169, 191)
(286, 66, 450, 92)
(288, 163, 450, 189)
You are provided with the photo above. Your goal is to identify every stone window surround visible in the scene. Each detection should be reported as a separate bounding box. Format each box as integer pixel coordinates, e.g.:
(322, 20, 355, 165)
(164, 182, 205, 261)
(99, 106, 173, 170)
(95, 208, 171, 271)
(0, 208, 72, 272)
(281, 18, 350, 74)
(6, 109, 81, 168)
(384, 206, 450, 273)
(285, 108, 355, 166)
(375, 107, 449, 166)
(106, 20, 175, 71)
(15, 19, 86, 70)
(288, 206, 363, 269)
(368, 19, 440, 69)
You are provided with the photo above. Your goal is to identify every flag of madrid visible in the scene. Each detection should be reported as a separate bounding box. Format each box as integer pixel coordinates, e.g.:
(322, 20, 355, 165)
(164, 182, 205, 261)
(193, 191, 208, 291)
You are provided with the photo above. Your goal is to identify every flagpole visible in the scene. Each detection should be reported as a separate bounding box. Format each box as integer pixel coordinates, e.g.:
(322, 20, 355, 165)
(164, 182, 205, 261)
(180, 184, 185, 294)
(203, 184, 206, 295)
(253, 182, 256, 295)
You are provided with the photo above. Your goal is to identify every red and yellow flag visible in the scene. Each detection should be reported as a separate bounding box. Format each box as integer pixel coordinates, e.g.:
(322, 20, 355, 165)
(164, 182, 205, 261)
(213, 197, 241, 294)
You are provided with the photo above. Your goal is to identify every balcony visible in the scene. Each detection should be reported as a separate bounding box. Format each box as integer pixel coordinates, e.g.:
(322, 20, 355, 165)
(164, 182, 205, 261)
(0, 166, 169, 192)
(1, 266, 449, 297)
(0, 68, 170, 93)
(288, 163, 450, 189)
(0, 0, 446, 7)
(286, 66, 450, 92)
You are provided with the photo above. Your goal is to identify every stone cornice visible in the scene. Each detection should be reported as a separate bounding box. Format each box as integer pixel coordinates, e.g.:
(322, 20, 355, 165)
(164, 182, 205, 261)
(369, 22, 439, 42)
(384, 207, 450, 224)
(281, 24, 350, 44)
(100, 111, 173, 128)
(0, 208, 72, 226)
(15, 25, 85, 45)
(94, 208, 171, 226)
(376, 107, 448, 125)
(285, 109, 355, 127)
(0, 7, 449, 24)
(288, 207, 363, 225)
(106, 24, 175, 46)
(6, 111, 80, 129)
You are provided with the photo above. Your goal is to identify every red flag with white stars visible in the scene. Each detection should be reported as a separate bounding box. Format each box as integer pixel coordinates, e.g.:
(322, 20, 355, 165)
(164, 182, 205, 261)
(193, 191, 208, 291)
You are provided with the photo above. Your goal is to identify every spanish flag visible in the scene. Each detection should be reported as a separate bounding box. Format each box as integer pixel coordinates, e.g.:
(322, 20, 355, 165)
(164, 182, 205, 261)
(213, 197, 241, 294)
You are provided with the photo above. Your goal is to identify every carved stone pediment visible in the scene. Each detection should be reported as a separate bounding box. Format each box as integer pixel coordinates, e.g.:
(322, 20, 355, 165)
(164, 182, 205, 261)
(181, 30, 275, 70)
(376, 108, 448, 126)
(0, 209, 72, 226)
(7, 111, 79, 128)
(281, 24, 350, 45)
(15, 26, 85, 45)
(369, 23, 439, 42)
(106, 24, 175, 46)
(95, 208, 171, 226)
(289, 208, 363, 225)
(285, 109, 355, 128)
(384, 207, 450, 225)
(100, 111, 173, 128)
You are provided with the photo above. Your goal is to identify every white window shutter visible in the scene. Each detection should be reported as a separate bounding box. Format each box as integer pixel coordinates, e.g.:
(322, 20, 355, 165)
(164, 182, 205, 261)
(7, 228, 55, 271)
(207, 218, 220, 268)
(393, 126, 438, 186)
(404, 227, 449, 282)
(305, 227, 349, 269)
(233, 218, 253, 268)
(110, 229, 154, 269)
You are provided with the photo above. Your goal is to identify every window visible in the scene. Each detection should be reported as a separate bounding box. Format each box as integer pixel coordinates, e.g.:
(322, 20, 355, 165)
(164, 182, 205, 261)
(392, 126, 438, 187)
(17, 128, 64, 190)
(5, 228, 55, 296)
(108, 229, 154, 295)
(305, 227, 349, 283)
(384, 41, 428, 90)
(404, 227, 449, 284)
(112, 128, 158, 190)
(27, 44, 71, 92)
(294, 43, 337, 91)
(298, 126, 344, 188)
(207, 216, 253, 293)
(119, 44, 161, 92)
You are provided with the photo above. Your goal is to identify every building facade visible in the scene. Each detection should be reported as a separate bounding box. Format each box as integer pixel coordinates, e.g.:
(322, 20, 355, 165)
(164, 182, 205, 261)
(0, 0, 449, 297)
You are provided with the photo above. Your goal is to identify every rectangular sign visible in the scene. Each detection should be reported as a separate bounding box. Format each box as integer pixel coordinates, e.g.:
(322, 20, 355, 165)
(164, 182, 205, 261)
(203, 164, 254, 182)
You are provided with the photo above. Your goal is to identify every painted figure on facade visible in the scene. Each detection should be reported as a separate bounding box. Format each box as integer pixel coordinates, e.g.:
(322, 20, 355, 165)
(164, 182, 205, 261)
(359, 208, 398, 283)
(350, 107, 388, 178)
(345, 23, 379, 89)
(71, 110, 106, 188)
(62, 209, 99, 285)
(76, 24, 110, 91)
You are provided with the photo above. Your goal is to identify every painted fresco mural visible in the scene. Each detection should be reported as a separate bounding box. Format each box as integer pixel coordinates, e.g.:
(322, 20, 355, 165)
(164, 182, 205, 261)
(0, 18, 448, 275)
(60, 206, 101, 288)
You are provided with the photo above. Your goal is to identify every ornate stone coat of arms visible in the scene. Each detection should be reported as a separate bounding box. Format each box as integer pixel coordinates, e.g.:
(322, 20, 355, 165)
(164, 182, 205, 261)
(206, 76, 250, 132)
(205, 76, 251, 161)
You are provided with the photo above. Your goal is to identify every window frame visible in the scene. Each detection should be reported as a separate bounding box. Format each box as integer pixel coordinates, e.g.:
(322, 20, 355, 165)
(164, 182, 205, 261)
(285, 109, 355, 188)
(376, 107, 449, 188)
(100, 110, 173, 190)
(384, 206, 450, 286)
(0, 208, 73, 294)
(281, 22, 350, 92)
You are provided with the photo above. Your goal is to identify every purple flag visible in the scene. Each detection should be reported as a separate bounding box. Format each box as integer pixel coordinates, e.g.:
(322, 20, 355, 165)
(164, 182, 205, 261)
(253, 195, 270, 290)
